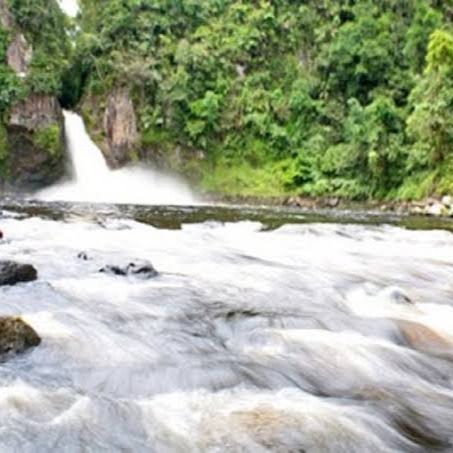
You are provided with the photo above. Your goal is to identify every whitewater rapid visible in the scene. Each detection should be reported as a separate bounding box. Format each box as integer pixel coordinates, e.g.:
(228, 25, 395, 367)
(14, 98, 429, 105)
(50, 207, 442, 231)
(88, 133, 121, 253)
(37, 111, 195, 205)
(1, 205, 453, 451)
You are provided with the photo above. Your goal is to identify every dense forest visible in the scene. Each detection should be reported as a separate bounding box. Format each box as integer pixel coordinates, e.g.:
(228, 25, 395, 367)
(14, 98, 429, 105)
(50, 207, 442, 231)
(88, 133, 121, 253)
(2, 0, 453, 199)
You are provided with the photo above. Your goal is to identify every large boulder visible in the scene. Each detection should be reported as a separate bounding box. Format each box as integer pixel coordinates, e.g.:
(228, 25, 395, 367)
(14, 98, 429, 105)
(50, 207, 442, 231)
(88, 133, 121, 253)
(0, 317, 41, 361)
(0, 261, 38, 286)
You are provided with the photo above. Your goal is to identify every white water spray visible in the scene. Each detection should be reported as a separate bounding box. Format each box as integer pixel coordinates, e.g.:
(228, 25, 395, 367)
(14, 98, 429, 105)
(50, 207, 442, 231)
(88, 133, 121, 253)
(38, 111, 195, 205)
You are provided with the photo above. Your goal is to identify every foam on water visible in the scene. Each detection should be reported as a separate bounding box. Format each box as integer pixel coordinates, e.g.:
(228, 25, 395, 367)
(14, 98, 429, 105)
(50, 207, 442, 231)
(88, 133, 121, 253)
(37, 111, 196, 205)
(1, 211, 453, 451)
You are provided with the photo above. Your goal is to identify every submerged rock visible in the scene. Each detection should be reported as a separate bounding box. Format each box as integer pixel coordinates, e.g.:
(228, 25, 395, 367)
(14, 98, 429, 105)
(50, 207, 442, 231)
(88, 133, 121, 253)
(77, 251, 90, 261)
(0, 317, 41, 361)
(0, 261, 37, 286)
(99, 261, 158, 279)
(398, 320, 453, 356)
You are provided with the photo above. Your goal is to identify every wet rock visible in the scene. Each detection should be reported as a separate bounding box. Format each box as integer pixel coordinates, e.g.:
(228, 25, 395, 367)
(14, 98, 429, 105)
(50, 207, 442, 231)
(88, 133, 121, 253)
(0, 261, 37, 286)
(441, 195, 453, 207)
(0, 317, 41, 361)
(424, 202, 448, 217)
(409, 205, 424, 216)
(398, 320, 453, 356)
(99, 261, 158, 279)
(325, 197, 340, 208)
(284, 196, 316, 209)
(381, 287, 413, 305)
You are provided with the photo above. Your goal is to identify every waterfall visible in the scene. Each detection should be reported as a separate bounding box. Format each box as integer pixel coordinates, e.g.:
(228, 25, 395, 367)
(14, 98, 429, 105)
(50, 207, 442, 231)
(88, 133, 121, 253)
(57, 0, 79, 17)
(37, 111, 195, 205)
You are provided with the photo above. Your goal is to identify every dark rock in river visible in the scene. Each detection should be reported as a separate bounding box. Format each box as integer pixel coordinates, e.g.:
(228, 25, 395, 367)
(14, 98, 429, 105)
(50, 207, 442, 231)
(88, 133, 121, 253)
(77, 251, 90, 261)
(0, 317, 41, 361)
(0, 261, 37, 286)
(99, 261, 158, 279)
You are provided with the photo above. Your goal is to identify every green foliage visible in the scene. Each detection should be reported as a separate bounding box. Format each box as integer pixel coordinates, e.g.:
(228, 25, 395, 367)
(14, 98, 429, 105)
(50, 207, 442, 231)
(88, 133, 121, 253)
(0, 1, 71, 114)
(9, 0, 72, 97)
(33, 125, 62, 156)
(407, 30, 453, 167)
(0, 123, 8, 160)
(71, 0, 453, 199)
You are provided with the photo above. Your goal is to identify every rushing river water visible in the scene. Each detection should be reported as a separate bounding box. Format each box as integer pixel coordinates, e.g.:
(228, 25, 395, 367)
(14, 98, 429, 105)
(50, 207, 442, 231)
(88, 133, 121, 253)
(1, 201, 453, 452)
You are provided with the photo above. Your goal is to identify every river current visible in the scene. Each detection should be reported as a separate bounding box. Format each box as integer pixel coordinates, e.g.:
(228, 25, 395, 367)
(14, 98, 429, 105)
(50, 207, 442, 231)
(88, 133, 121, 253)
(1, 202, 453, 451)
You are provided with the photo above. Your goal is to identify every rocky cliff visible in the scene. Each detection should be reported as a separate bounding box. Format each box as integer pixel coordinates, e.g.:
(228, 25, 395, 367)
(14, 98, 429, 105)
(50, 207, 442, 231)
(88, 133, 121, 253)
(5, 94, 65, 189)
(0, 0, 66, 191)
(81, 88, 139, 168)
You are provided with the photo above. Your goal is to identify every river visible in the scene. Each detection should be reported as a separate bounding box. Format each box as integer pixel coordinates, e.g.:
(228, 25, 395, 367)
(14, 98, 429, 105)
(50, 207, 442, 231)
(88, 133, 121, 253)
(1, 200, 453, 452)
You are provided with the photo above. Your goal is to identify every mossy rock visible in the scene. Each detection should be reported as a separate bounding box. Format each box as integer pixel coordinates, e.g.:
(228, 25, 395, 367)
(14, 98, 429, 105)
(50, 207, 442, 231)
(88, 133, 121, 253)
(0, 317, 41, 362)
(33, 124, 63, 157)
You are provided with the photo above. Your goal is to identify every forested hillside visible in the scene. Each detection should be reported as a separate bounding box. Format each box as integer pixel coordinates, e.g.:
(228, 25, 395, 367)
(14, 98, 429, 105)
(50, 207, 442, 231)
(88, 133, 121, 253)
(3, 0, 453, 199)
(0, 0, 70, 187)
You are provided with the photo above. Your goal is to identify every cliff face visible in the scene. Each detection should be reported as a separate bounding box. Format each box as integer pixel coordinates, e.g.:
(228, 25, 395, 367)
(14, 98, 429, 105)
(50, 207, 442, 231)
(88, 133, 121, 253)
(81, 88, 139, 168)
(5, 95, 65, 190)
(7, 32, 32, 76)
(103, 88, 139, 167)
(0, 0, 12, 29)
(0, 0, 66, 191)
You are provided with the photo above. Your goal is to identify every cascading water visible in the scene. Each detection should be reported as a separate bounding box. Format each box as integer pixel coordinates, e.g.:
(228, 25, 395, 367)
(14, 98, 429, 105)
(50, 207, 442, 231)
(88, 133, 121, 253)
(37, 111, 195, 205)
(1, 206, 453, 451)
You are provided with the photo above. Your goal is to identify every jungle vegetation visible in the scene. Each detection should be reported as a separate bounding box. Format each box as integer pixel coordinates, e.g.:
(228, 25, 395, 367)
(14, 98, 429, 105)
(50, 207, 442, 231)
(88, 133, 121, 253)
(3, 0, 453, 199)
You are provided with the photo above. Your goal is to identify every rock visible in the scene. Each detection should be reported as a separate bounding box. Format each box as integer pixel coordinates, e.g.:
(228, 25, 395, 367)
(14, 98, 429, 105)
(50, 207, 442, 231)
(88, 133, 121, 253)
(0, 317, 41, 361)
(409, 206, 424, 215)
(324, 197, 340, 208)
(398, 320, 453, 356)
(381, 287, 413, 305)
(441, 195, 453, 207)
(4, 94, 65, 189)
(99, 261, 158, 279)
(103, 88, 139, 167)
(77, 252, 90, 260)
(0, 230, 3, 239)
(0, 0, 13, 29)
(424, 202, 448, 217)
(7, 33, 32, 76)
(9, 94, 62, 131)
(0, 261, 38, 286)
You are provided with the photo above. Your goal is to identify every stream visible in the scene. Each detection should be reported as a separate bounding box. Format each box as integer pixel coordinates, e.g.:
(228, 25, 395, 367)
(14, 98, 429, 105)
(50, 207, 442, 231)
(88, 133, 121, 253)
(1, 201, 453, 452)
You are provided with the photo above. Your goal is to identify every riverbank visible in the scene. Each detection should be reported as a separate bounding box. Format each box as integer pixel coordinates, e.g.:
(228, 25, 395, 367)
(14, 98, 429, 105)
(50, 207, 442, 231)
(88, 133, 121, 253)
(204, 193, 453, 218)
